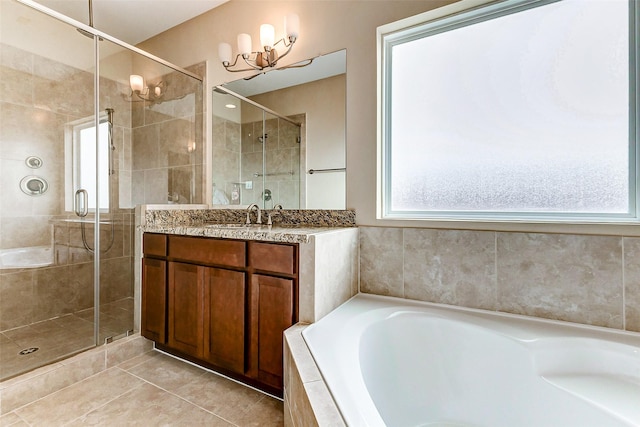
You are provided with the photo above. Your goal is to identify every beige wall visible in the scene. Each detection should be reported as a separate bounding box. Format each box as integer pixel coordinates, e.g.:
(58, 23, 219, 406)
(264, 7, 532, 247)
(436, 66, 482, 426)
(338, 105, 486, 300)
(137, 0, 453, 221)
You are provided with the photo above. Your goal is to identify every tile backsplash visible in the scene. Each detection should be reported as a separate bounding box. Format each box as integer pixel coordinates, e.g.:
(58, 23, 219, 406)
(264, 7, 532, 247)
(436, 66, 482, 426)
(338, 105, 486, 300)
(360, 227, 640, 332)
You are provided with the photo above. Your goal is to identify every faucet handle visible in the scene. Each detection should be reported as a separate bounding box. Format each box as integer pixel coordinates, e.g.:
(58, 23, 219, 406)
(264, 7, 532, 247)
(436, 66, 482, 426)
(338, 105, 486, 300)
(246, 210, 251, 224)
(267, 212, 273, 226)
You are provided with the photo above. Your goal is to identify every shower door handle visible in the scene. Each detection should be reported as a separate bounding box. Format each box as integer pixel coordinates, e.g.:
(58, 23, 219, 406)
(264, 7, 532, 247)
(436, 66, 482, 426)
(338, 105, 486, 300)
(74, 189, 88, 218)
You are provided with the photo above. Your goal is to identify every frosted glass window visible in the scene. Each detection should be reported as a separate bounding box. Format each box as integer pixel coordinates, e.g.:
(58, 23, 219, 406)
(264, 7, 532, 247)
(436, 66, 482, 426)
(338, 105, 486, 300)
(382, 0, 637, 221)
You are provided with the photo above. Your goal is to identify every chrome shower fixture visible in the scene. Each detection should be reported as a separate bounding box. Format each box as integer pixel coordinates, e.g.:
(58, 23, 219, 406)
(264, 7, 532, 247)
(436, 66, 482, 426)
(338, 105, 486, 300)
(76, 0, 103, 40)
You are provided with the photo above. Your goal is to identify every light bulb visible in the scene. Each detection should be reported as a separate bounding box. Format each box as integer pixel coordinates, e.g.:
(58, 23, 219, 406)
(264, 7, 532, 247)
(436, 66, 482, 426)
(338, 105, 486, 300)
(285, 13, 299, 39)
(129, 74, 144, 92)
(237, 33, 252, 56)
(260, 24, 275, 49)
(218, 42, 232, 63)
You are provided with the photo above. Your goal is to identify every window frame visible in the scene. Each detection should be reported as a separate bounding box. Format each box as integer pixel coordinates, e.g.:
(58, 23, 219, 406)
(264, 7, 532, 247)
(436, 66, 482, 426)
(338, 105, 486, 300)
(64, 114, 110, 213)
(379, 0, 640, 224)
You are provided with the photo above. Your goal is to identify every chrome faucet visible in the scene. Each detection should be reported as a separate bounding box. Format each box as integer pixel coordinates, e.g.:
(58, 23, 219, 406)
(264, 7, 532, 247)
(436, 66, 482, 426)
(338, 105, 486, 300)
(246, 203, 261, 225)
(267, 204, 283, 226)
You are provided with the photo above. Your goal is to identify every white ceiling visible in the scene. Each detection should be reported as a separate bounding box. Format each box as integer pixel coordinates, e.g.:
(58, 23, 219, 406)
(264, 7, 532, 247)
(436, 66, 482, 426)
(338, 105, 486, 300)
(32, 0, 228, 45)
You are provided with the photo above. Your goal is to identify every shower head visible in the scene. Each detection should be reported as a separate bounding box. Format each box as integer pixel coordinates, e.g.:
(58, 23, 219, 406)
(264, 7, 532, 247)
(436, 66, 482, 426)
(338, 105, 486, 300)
(76, 0, 102, 40)
(77, 28, 94, 38)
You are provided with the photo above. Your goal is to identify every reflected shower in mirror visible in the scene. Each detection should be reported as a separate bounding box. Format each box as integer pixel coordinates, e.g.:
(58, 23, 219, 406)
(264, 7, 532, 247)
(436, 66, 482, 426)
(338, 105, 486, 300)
(211, 49, 346, 209)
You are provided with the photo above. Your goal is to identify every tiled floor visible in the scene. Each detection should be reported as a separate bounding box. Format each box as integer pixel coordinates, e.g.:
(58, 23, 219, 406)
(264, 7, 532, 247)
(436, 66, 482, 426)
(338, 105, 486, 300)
(1, 298, 134, 381)
(0, 350, 284, 426)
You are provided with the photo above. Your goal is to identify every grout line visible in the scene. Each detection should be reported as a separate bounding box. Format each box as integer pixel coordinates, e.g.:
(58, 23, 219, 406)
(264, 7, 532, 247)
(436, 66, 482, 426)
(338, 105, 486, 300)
(63, 374, 147, 425)
(121, 365, 242, 425)
(154, 348, 282, 400)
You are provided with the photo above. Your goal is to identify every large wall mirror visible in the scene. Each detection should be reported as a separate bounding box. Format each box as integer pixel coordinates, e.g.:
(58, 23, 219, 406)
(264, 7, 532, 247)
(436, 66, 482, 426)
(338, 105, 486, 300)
(211, 49, 346, 209)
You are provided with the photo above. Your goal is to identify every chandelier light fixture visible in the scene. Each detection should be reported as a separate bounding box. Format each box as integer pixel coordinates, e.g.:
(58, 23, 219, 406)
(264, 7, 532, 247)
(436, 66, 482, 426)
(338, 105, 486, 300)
(218, 13, 300, 73)
(127, 74, 165, 102)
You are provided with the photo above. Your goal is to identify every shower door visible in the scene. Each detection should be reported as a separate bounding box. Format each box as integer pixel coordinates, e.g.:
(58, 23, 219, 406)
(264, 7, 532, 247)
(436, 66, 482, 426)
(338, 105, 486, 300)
(0, 0, 103, 380)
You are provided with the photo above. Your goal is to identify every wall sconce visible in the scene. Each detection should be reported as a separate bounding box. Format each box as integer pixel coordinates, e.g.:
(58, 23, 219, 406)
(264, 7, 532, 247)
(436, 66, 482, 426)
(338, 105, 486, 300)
(127, 74, 165, 102)
(218, 13, 300, 73)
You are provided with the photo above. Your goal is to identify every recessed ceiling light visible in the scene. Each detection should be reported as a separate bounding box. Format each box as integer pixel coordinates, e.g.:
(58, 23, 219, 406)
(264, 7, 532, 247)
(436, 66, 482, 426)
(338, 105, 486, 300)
(225, 103, 237, 109)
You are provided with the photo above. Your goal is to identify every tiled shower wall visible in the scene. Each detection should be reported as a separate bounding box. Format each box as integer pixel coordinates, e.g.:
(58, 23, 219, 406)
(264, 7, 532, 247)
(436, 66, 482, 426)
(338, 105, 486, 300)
(211, 113, 302, 208)
(211, 115, 240, 203)
(131, 63, 204, 205)
(240, 114, 302, 209)
(360, 227, 640, 332)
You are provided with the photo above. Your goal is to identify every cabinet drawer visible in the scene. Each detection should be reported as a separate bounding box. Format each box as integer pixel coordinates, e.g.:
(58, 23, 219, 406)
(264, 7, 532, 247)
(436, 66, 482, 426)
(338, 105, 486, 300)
(169, 236, 245, 267)
(143, 233, 167, 257)
(248, 242, 296, 275)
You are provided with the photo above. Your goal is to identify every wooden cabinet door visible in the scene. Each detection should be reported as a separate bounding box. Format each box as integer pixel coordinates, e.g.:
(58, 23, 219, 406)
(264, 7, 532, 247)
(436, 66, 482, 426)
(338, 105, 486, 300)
(168, 262, 204, 358)
(203, 268, 246, 374)
(141, 257, 166, 343)
(248, 274, 294, 390)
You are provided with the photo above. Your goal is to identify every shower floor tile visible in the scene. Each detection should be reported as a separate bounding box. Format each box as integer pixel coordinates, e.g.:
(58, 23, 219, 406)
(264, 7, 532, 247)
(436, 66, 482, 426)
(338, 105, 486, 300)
(0, 298, 134, 381)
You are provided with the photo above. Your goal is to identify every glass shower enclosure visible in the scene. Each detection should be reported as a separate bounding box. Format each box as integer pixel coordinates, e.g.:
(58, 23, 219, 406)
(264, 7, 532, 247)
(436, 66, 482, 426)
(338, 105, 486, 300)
(212, 86, 302, 209)
(0, 0, 204, 380)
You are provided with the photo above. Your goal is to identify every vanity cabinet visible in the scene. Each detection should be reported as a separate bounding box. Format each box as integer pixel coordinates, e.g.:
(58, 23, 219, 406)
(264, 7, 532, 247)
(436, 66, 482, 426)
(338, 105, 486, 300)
(141, 233, 298, 396)
(141, 233, 167, 343)
(167, 261, 204, 358)
(247, 241, 297, 390)
(203, 266, 246, 373)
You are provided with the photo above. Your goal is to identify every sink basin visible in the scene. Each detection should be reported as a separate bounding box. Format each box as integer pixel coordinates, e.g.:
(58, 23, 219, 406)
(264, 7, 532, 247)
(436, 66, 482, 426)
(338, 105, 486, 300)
(205, 223, 266, 229)
(205, 223, 247, 228)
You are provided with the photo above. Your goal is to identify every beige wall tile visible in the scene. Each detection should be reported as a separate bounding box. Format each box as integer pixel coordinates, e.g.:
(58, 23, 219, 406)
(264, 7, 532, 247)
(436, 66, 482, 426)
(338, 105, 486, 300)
(298, 239, 316, 323)
(132, 125, 159, 170)
(284, 398, 294, 427)
(359, 227, 404, 297)
(312, 229, 359, 320)
(403, 228, 497, 310)
(159, 118, 193, 168)
(0, 272, 34, 330)
(284, 325, 322, 385)
(496, 232, 623, 328)
(305, 381, 346, 427)
(623, 237, 640, 332)
(143, 169, 168, 204)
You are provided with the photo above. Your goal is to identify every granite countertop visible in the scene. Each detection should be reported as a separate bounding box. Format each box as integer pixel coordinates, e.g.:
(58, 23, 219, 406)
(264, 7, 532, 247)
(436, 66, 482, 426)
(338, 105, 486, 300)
(140, 207, 356, 244)
(142, 223, 352, 244)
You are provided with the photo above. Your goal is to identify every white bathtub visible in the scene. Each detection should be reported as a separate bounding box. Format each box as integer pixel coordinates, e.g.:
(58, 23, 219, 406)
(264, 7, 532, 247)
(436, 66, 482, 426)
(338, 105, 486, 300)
(302, 294, 640, 427)
(0, 245, 53, 269)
